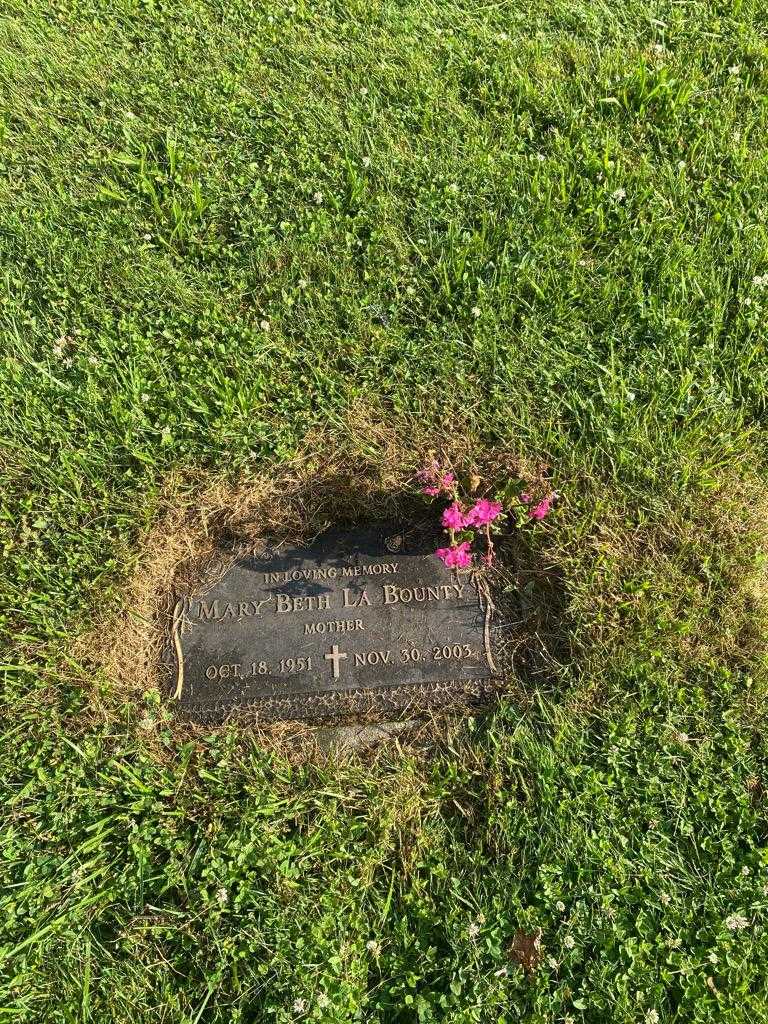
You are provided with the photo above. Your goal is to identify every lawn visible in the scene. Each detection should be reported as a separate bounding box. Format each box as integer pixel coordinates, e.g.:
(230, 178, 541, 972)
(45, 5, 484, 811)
(2, 0, 768, 1020)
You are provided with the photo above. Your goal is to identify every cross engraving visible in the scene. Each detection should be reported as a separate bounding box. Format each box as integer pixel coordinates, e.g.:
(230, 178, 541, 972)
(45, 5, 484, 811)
(324, 644, 348, 679)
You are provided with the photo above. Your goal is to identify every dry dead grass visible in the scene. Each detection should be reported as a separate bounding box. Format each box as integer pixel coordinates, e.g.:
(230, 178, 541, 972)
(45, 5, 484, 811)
(73, 412, 551, 748)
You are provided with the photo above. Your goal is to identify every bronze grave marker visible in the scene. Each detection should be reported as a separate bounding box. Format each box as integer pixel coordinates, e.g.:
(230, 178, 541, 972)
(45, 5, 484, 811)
(164, 525, 496, 721)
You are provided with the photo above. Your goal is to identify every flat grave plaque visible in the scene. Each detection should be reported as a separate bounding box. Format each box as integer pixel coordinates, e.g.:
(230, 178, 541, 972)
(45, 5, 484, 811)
(165, 525, 496, 721)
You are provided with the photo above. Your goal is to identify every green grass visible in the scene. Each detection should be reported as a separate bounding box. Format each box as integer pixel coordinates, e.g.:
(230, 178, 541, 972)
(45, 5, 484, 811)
(2, 0, 768, 1020)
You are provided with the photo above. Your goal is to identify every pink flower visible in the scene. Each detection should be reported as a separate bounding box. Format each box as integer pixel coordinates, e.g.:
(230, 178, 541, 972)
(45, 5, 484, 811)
(441, 501, 466, 531)
(529, 496, 553, 520)
(520, 493, 532, 504)
(436, 541, 473, 568)
(464, 498, 503, 527)
(418, 465, 455, 497)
